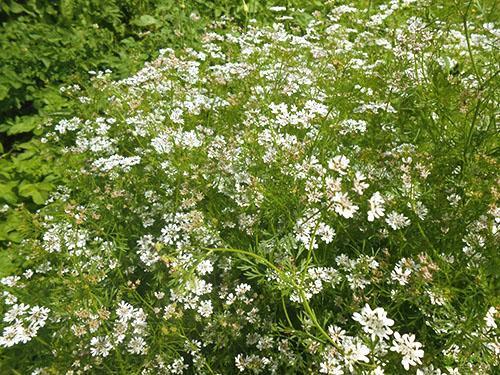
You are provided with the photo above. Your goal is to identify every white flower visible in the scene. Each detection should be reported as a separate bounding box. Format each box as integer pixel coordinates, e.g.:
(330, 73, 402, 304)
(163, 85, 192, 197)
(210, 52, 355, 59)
(385, 211, 410, 230)
(371, 366, 385, 374)
(116, 301, 135, 322)
(319, 347, 343, 374)
(28, 306, 50, 329)
(235, 354, 247, 372)
(328, 155, 350, 175)
(136, 235, 160, 268)
(327, 325, 346, 344)
(332, 192, 359, 219)
(197, 260, 214, 275)
(127, 336, 147, 355)
(416, 364, 445, 374)
(180, 130, 202, 148)
(0, 276, 21, 287)
(90, 336, 113, 357)
(339, 119, 367, 135)
(346, 341, 370, 363)
(197, 300, 213, 318)
(317, 223, 336, 243)
(0, 325, 21, 347)
(151, 133, 173, 154)
(168, 357, 189, 374)
(92, 155, 141, 173)
(186, 278, 212, 296)
(353, 172, 369, 195)
(390, 332, 424, 370)
(170, 108, 184, 124)
(342, 337, 370, 371)
(484, 306, 497, 329)
(367, 192, 385, 222)
(0, 303, 50, 348)
(352, 304, 394, 341)
(391, 265, 412, 286)
(3, 303, 29, 323)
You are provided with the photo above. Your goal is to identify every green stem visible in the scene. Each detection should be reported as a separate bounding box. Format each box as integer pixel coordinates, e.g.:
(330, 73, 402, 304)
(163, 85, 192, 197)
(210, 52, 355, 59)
(282, 294, 294, 328)
(463, 1, 482, 84)
(204, 246, 344, 353)
(300, 290, 342, 351)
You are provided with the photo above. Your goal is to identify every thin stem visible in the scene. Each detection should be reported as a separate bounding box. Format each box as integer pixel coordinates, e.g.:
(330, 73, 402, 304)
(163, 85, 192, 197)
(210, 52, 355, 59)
(204, 246, 344, 353)
(463, 1, 482, 84)
(282, 294, 294, 328)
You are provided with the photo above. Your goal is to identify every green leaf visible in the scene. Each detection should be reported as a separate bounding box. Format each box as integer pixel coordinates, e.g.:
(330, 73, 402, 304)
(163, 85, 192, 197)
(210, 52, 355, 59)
(0, 160, 13, 178)
(0, 249, 16, 276)
(40, 57, 51, 68)
(7, 116, 39, 135)
(10, 2, 28, 14)
(0, 210, 29, 244)
(0, 181, 18, 204)
(0, 85, 8, 101)
(2, 68, 24, 89)
(10, 1, 37, 16)
(132, 15, 160, 28)
(18, 181, 51, 205)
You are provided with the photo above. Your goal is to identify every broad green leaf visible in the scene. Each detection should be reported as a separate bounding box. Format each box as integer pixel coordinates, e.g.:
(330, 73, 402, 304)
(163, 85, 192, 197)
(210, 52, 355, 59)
(0, 160, 14, 178)
(7, 117, 39, 135)
(9, 1, 36, 16)
(0, 181, 18, 204)
(0, 249, 16, 276)
(10, 2, 28, 14)
(2, 68, 23, 89)
(132, 15, 160, 28)
(0, 210, 28, 244)
(18, 181, 50, 205)
(0, 84, 8, 101)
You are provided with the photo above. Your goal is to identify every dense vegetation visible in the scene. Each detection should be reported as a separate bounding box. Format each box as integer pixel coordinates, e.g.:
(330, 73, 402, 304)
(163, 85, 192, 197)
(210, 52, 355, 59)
(0, 0, 324, 243)
(0, 0, 499, 373)
(1, 0, 203, 243)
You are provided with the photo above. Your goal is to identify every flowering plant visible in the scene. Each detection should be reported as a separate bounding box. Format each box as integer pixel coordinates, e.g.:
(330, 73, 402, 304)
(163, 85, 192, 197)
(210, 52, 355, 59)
(1, 1, 498, 374)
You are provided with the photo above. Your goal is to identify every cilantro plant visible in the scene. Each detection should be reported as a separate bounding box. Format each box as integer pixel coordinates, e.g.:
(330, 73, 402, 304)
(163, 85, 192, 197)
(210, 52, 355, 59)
(0, 1, 498, 374)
